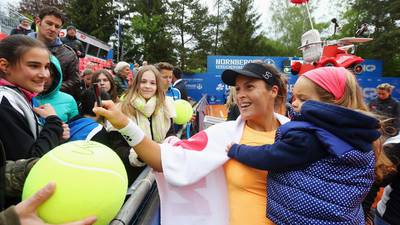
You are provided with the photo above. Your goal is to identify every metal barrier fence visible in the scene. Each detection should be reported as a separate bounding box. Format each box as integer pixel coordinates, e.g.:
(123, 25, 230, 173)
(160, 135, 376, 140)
(111, 166, 156, 225)
(193, 94, 208, 132)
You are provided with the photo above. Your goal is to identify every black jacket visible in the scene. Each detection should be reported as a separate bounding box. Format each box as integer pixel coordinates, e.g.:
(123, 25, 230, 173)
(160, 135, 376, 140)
(0, 86, 64, 160)
(10, 26, 32, 35)
(362, 137, 400, 224)
(173, 79, 188, 101)
(48, 44, 81, 100)
(61, 35, 86, 58)
(369, 96, 400, 128)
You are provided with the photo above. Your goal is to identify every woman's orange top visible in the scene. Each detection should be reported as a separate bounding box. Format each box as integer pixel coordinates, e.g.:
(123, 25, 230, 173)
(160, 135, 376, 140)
(224, 124, 276, 225)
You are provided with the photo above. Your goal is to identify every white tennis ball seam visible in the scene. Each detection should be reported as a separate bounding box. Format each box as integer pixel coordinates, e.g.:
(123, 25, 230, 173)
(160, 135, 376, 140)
(48, 152, 127, 183)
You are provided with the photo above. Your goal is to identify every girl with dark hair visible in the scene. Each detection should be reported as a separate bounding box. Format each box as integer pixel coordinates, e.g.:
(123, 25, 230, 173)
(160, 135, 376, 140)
(0, 35, 65, 160)
(91, 69, 118, 102)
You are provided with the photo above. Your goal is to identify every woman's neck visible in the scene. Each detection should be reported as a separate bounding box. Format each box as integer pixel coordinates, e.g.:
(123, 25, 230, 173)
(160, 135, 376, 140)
(246, 113, 279, 132)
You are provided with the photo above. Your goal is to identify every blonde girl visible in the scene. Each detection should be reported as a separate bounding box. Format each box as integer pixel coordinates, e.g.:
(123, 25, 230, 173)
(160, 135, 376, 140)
(119, 65, 175, 143)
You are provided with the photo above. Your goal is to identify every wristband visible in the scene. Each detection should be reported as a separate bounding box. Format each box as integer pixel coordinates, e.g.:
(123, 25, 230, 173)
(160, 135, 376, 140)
(118, 119, 145, 146)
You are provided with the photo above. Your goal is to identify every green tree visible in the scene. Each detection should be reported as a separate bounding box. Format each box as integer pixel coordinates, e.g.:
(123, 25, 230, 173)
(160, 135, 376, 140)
(64, 0, 115, 42)
(341, 0, 400, 76)
(168, 0, 216, 71)
(123, 0, 176, 64)
(18, 0, 67, 17)
(256, 36, 290, 57)
(269, 0, 329, 56)
(219, 0, 263, 55)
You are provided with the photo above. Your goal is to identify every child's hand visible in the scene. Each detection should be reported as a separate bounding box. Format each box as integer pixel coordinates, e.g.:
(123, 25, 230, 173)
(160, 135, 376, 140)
(226, 142, 235, 153)
(61, 123, 70, 140)
(33, 104, 56, 118)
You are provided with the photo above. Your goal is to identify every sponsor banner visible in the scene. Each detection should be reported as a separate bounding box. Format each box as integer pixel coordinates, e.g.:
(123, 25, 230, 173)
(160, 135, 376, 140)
(183, 73, 229, 105)
(359, 59, 383, 77)
(184, 56, 392, 104)
(208, 56, 383, 77)
(207, 55, 288, 73)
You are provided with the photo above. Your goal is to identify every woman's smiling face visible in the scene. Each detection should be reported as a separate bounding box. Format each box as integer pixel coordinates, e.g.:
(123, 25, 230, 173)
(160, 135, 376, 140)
(235, 75, 277, 122)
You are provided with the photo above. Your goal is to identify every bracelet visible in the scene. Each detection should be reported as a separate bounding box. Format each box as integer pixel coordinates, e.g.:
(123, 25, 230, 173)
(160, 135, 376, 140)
(118, 119, 145, 146)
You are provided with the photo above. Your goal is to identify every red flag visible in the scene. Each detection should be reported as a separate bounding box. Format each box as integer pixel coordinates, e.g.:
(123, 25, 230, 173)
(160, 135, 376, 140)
(291, 0, 309, 4)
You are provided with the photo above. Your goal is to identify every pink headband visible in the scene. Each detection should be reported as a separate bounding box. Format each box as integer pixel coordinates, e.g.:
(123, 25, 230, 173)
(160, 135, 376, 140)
(302, 67, 347, 100)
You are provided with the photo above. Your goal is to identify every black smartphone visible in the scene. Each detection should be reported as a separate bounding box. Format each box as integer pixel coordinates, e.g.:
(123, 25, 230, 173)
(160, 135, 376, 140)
(93, 83, 102, 107)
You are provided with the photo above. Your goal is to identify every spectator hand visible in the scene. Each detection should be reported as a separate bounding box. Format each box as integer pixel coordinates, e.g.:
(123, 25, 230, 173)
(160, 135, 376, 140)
(164, 136, 181, 145)
(33, 104, 56, 118)
(226, 143, 235, 153)
(61, 123, 70, 140)
(93, 100, 129, 129)
(15, 182, 96, 225)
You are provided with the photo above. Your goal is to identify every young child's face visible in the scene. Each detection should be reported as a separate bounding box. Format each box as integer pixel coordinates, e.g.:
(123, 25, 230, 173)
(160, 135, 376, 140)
(83, 74, 93, 87)
(43, 72, 54, 92)
(139, 71, 157, 100)
(2, 47, 50, 93)
(97, 73, 111, 93)
(291, 76, 321, 112)
(160, 69, 173, 90)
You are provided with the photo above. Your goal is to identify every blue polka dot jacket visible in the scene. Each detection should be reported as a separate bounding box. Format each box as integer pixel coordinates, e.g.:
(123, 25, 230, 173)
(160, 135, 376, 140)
(228, 100, 381, 225)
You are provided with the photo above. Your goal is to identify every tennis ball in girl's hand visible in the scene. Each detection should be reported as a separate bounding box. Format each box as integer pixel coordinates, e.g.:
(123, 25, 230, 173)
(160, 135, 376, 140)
(22, 141, 128, 225)
(173, 99, 193, 125)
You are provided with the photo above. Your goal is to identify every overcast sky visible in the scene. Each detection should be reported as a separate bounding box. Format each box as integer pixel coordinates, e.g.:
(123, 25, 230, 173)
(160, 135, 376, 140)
(202, 0, 342, 37)
(3, 0, 342, 37)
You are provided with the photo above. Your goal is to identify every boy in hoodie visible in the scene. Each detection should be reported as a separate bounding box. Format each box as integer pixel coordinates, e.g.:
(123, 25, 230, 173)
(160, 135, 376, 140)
(36, 56, 78, 122)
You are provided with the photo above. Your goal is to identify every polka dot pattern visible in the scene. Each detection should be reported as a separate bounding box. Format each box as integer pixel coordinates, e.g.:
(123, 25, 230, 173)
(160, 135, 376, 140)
(265, 120, 375, 225)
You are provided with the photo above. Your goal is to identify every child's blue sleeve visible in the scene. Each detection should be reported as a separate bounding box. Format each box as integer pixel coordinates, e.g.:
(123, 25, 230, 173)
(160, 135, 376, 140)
(227, 130, 327, 170)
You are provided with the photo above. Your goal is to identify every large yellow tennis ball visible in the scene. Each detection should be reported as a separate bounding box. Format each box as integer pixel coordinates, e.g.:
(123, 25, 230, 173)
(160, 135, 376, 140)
(22, 141, 128, 225)
(173, 99, 193, 125)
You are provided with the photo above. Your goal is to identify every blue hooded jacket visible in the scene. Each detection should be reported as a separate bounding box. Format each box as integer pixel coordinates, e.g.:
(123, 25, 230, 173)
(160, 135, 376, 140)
(36, 56, 78, 122)
(228, 101, 380, 225)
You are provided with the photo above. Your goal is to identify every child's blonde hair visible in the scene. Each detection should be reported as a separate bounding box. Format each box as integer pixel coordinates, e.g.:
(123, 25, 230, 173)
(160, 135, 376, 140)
(120, 65, 166, 117)
(225, 86, 237, 109)
(305, 70, 368, 111)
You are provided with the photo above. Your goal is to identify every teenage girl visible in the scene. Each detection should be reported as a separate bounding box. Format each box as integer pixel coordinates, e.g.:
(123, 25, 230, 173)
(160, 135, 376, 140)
(0, 35, 66, 161)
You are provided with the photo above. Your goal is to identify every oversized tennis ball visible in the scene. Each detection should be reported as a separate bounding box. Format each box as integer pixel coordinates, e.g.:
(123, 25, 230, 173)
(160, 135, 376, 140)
(173, 99, 193, 125)
(22, 141, 128, 225)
